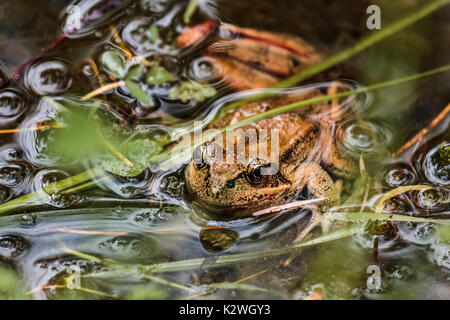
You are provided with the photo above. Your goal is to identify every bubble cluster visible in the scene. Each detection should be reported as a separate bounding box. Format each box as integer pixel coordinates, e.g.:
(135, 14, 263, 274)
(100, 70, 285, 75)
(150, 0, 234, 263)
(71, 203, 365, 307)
(98, 235, 157, 261)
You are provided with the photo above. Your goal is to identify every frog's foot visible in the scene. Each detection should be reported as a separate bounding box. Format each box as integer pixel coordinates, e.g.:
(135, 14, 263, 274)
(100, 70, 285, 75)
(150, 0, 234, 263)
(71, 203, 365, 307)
(177, 22, 322, 91)
(293, 209, 326, 243)
(288, 162, 339, 243)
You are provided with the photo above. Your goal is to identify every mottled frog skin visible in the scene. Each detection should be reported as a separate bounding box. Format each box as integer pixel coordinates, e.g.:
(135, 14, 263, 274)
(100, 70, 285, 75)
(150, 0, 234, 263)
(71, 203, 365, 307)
(186, 88, 356, 224)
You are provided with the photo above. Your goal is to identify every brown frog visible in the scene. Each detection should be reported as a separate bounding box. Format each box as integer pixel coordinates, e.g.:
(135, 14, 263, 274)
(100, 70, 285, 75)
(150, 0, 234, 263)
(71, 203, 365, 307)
(185, 86, 356, 241)
(180, 23, 356, 241)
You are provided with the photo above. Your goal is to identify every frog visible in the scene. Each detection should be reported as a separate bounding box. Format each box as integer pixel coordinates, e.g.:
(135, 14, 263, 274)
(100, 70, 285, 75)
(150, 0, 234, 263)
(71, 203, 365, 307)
(185, 86, 357, 242)
(179, 22, 356, 241)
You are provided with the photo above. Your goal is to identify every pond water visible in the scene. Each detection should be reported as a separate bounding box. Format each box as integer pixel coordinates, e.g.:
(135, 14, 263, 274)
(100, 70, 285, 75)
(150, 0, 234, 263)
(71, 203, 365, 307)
(0, 0, 449, 300)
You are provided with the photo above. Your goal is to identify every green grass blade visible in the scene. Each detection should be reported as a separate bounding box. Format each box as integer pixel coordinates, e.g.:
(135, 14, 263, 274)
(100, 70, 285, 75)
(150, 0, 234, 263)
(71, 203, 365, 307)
(327, 211, 450, 224)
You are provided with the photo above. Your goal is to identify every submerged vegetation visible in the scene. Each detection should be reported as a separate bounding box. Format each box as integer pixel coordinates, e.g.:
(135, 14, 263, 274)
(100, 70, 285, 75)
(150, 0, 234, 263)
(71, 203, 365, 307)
(0, 0, 448, 299)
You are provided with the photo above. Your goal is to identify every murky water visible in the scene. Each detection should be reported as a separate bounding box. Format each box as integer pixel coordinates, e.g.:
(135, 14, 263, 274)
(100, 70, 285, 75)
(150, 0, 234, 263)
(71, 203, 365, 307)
(0, 0, 449, 300)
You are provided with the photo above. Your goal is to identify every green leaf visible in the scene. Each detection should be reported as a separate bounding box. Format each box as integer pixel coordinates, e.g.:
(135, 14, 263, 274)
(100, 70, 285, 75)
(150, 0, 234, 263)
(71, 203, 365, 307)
(125, 80, 154, 106)
(146, 65, 176, 85)
(100, 50, 127, 79)
(125, 64, 145, 81)
(326, 211, 450, 224)
(0, 267, 28, 299)
(48, 107, 107, 161)
(169, 80, 216, 102)
(125, 65, 154, 106)
(102, 139, 162, 177)
(436, 225, 450, 244)
(149, 24, 159, 43)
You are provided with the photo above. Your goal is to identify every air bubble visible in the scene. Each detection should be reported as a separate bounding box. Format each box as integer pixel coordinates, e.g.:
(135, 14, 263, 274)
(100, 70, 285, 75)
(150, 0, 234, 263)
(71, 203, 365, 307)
(0, 89, 26, 120)
(339, 121, 392, 156)
(24, 59, 72, 95)
(423, 143, 449, 186)
(0, 235, 29, 259)
(385, 165, 416, 187)
(200, 227, 239, 253)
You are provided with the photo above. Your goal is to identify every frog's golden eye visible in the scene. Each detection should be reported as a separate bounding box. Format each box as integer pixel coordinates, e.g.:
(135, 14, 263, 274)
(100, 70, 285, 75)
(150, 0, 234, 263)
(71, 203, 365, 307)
(245, 158, 268, 186)
(193, 145, 208, 170)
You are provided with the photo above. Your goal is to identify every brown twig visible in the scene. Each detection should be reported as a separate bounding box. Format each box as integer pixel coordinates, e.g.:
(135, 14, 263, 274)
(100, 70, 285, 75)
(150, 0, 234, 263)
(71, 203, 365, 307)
(81, 81, 124, 100)
(86, 58, 105, 88)
(394, 103, 450, 157)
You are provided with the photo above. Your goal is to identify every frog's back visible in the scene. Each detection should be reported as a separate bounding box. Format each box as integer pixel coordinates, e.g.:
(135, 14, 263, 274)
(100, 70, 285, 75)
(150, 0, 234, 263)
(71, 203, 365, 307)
(209, 89, 323, 168)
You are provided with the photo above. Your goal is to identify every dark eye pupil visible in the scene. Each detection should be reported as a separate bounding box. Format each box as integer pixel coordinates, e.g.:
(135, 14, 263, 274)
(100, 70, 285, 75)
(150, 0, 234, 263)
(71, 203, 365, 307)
(246, 159, 267, 186)
(253, 166, 262, 178)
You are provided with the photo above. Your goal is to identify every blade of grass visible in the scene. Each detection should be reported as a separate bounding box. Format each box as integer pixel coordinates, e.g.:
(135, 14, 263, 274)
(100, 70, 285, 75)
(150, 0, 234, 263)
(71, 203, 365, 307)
(184, 0, 199, 24)
(62, 247, 195, 292)
(79, 225, 360, 277)
(0, 167, 104, 216)
(394, 102, 450, 156)
(136, 224, 361, 273)
(326, 211, 449, 224)
(205, 282, 269, 292)
(143, 274, 195, 293)
(374, 185, 433, 213)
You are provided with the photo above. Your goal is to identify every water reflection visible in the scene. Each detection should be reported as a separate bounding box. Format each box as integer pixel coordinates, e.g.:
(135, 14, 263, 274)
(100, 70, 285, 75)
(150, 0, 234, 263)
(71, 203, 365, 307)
(0, 0, 447, 300)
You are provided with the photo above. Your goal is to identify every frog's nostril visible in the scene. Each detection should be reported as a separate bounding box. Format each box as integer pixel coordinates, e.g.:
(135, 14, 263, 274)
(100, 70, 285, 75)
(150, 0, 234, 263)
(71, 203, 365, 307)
(225, 180, 235, 188)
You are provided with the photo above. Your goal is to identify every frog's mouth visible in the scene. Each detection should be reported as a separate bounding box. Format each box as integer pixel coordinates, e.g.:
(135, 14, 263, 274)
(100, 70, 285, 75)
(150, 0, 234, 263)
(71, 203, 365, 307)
(189, 184, 293, 217)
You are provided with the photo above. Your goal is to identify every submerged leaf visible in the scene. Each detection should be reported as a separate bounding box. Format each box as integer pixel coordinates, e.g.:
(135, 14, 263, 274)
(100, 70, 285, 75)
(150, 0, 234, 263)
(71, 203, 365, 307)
(125, 80, 154, 106)
(146, 65, 176, 85)
(102, 139, 162, 177)
(48, 107, 106, 161)
(149, 24, 159, 43)
(169, 80, 216, 102)
(100, 50, 127, 79)
(125, 65, 154, 106)
(436, 225, 450, 244)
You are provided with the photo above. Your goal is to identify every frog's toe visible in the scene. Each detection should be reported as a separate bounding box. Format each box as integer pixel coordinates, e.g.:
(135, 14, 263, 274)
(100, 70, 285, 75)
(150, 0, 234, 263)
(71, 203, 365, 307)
(293, 210, 323, 243)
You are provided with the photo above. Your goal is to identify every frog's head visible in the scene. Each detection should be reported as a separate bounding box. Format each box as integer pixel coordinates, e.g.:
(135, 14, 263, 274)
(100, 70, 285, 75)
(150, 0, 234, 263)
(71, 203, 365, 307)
(185, 141, 291, 215)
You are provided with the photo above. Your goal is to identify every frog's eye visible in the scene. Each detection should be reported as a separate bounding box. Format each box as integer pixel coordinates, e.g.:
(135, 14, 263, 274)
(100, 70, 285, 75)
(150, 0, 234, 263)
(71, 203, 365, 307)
(245, 158, 268, 186)
(193, 145, 208, 170)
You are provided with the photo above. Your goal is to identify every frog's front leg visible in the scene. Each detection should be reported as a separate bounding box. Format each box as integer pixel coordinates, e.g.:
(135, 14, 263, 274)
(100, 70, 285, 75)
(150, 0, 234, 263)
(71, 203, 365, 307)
(291, 162, 339, 243)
